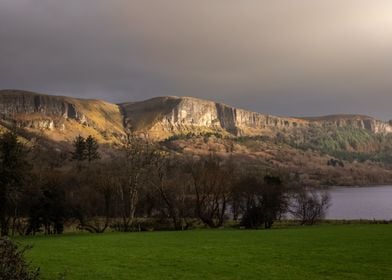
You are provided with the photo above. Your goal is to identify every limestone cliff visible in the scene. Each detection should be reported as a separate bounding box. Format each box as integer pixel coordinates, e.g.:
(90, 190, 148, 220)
(1, 90, 391, 143)
(120, 96, 309, 139)
(304, 115, 392, 134)
(0, 90, 124, 143)
(121, 96, 392, 139)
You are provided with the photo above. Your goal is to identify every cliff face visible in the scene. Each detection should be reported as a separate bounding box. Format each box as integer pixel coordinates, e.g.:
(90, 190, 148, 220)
(1, 90, 79, 119)
(121, 96, 309, 138)
(0, 90, 124, 142)
(121, 96, 392, 139)
(1, 90, 391, 143)
(304, 115, 392, 134)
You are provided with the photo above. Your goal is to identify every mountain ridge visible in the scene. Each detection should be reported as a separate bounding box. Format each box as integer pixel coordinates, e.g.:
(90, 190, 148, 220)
(1, 89, 391, 143)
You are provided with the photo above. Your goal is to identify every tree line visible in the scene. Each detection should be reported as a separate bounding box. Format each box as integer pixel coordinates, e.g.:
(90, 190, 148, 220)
(0, 130, 330, 236)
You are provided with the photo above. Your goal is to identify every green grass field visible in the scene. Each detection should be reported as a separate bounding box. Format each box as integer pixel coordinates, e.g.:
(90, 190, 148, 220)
(16, 224, 392, 280)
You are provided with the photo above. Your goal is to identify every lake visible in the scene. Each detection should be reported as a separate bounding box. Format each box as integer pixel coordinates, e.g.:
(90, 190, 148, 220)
(326, 185, 392, 220)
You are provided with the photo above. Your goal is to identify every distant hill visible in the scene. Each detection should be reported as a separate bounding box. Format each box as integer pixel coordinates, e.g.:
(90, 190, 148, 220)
(0, 89, 124, 144)
(1, 89, 391, 142)
(1, 89, 392, 187)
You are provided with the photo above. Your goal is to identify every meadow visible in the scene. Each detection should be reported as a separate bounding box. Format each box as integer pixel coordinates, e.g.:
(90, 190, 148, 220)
(16, 224, 392, 280)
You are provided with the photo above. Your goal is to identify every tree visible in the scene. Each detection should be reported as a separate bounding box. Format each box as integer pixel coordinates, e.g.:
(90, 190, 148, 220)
(115, 133, 159, 231)
(26, 174, 68, 235)
(73, 163, 117, 233)
(187, 154, 232, 228)
(71, 135, 100, 169)
(234, 174, 288, 229)
(85, 135, 100, 163)
(150, 155, 194, 230)
(0, 131, 30, 236)
(289, 189, 331, 225)
(233, 176, 261, 229)
(70, 135, 86, 170)
(261, 175, 288, 229)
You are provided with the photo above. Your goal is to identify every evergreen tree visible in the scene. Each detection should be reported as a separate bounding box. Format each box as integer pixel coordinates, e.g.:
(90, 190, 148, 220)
(71, 135, 86, 162)
(0, 130, 30, 236)
(85, 135, 100, 163)
(71, 135, 87, 171)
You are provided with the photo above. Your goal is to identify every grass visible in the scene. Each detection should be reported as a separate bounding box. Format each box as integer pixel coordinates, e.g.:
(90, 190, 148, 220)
(16, 224, 392, 280)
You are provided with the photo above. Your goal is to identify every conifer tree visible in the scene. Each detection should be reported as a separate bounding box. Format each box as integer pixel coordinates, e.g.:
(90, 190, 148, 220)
(0, 130, 29, 236)
(85, 135, 100, 163)
(71, 135, 86, 168)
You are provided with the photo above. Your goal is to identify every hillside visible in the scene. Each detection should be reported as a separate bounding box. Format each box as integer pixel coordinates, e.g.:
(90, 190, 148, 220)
(121, 96, 392, 139)
(1, 89, 392, 186)
(0, 90, 125, 144)
(1, 89, 391, 142)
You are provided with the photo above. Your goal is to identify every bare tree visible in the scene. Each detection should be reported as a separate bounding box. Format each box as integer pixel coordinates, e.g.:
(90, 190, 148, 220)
(74, 164, 118, 233)
(150, 155, 194, 230)
(289, 189, 331, 225)
(187, 154, 232, 228)
(115, 133, 158, 231)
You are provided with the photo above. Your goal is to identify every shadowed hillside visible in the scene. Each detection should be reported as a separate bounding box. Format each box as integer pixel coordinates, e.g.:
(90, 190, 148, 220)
(1, 89, 392, 187)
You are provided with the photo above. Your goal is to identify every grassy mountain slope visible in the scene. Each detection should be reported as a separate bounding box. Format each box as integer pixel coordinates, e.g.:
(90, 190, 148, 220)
(1, 89, 392, 186)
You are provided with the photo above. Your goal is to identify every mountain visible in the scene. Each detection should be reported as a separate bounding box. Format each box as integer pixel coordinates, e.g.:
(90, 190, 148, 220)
(121, 96, 392, 138)
(0, 89, 124, 144)
(1, 89, 391, 142)
(1, 89, 392, 186)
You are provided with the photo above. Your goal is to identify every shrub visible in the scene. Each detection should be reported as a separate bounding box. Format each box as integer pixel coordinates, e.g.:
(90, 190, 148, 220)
(0, 237, 39, 280)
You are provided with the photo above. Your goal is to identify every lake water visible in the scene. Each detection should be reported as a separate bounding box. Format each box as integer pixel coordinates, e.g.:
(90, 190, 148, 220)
(326, 185, 392, 220)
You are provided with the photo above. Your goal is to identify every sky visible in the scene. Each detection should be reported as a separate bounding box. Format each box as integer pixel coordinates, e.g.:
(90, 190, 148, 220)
(1, 0, 392, 120)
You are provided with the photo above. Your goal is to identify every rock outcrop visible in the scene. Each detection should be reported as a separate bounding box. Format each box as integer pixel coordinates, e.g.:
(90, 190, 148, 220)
(0, 90, 125, 142)
(303, 115, 392, 134)
(1, 90, 391, 142)
(121, 96, 392, 139)
(120, 96, 310, 138)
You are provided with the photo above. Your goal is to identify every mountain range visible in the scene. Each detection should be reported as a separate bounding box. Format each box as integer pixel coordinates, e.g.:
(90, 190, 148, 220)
(1, 89, 392, 186)
(1, 89, 391, 142)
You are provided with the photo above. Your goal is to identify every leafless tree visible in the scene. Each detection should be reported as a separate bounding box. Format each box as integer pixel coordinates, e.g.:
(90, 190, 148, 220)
(115, 133, 159, 231)
(186, 154, 233, 228)
(150, 155, 194, 230)
(75, 164, 118, 233)
(289, 189, 331, 225)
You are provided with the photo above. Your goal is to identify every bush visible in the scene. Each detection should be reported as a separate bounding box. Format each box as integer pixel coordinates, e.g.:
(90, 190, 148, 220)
(0, 237, 39, 280)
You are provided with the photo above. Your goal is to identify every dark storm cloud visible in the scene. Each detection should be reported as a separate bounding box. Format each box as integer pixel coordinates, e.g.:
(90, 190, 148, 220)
(1, 0, 392, 119)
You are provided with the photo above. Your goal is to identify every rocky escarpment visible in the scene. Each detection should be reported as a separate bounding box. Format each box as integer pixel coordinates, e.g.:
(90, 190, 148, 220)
(121, 96, 392, 139)
(0, 90, 125, 142)
(1, 90, 391, 143)
(0, 90, 86, 129)
(304, 115, 392, 134)
(121, 96, 308, 138)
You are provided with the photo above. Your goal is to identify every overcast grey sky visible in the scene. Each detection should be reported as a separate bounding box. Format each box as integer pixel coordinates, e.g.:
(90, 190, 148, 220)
(1, 0, 392, 119)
